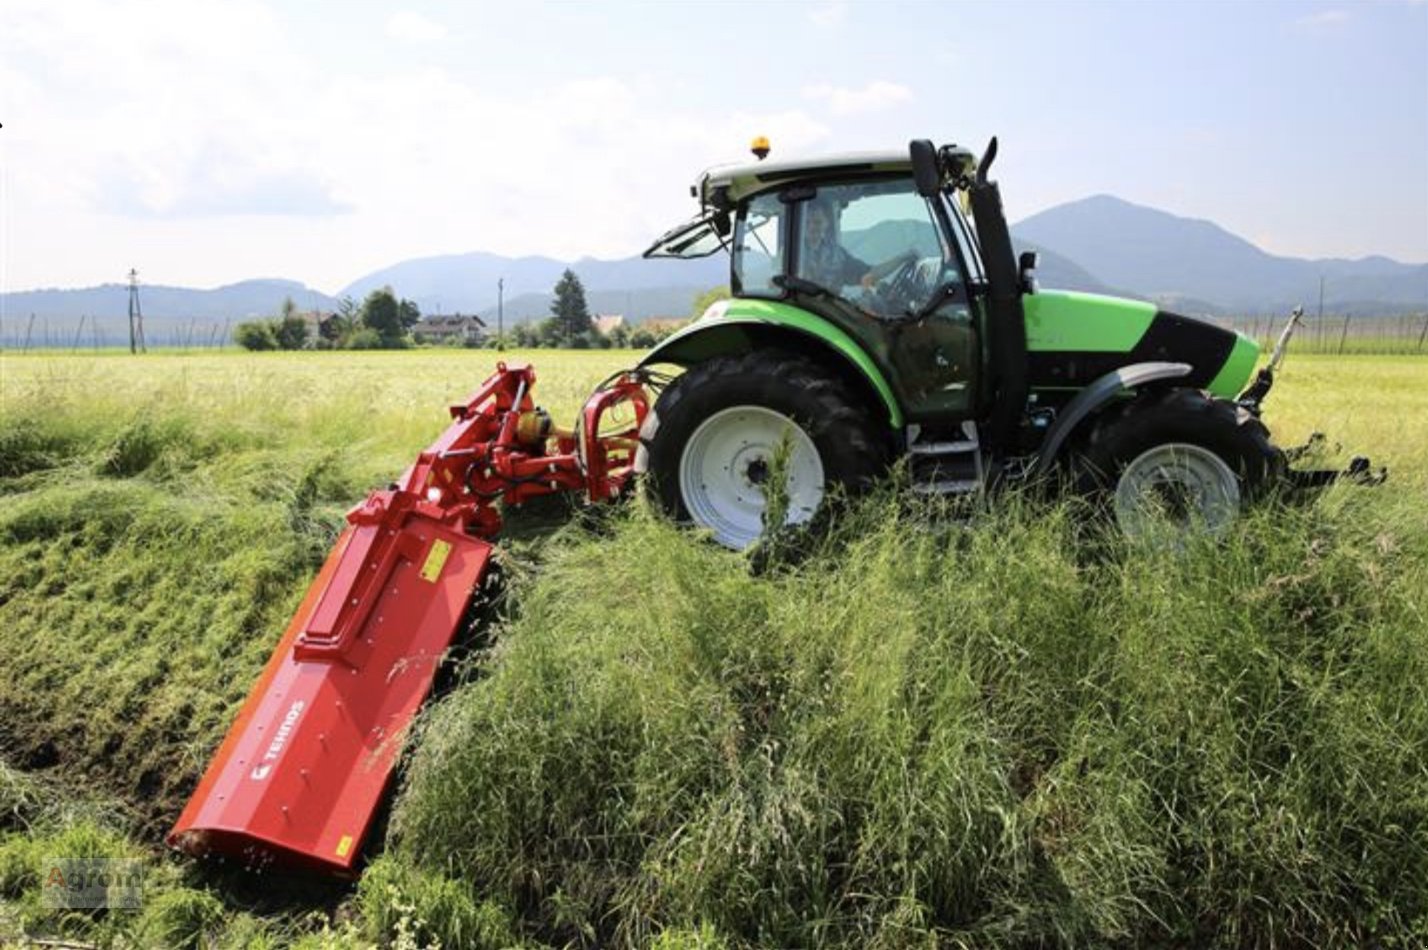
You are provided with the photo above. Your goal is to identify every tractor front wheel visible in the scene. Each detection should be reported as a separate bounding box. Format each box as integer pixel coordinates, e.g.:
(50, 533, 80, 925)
(1077, 388, 1284, 539)
(641, 352, 888, 550)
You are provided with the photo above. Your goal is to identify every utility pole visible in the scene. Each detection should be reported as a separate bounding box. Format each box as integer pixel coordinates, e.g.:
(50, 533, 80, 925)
(127, 268, 147, 354)
(497, 277, 505, 351)
(1317, 274, 1326, 354)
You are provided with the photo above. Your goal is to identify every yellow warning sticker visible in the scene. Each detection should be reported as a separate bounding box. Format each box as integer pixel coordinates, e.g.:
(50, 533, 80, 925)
(420, 539, 452, 583)
(336, 835, 353, 858)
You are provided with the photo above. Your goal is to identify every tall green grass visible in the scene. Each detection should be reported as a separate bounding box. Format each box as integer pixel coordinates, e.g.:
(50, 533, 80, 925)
(387, 489, 1428, 948)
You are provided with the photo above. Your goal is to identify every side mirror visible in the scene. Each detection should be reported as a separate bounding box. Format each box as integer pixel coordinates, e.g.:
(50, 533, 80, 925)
(1018, 250, 1040, 294)
(909, 139, 941, 197)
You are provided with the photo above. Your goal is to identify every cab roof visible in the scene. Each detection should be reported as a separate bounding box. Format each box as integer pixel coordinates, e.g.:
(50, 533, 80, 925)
(698, 150, 909, 206)
(697, 144, 977, 207)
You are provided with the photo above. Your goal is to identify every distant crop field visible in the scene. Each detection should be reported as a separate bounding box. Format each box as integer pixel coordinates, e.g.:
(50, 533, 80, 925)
(3, 348, 1424, 477)
(1, 348, 1425, 948)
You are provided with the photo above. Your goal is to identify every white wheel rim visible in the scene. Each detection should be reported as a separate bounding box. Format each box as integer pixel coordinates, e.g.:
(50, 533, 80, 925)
(679, 406, 824, 550)
(1114, 442, 1242, 539)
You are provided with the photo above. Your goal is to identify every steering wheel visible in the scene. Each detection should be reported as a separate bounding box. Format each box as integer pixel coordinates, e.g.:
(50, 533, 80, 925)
(868, 256, 924, 316)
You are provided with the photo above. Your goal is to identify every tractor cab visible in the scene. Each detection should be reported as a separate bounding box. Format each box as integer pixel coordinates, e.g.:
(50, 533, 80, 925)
(647, 147, 1004, 428)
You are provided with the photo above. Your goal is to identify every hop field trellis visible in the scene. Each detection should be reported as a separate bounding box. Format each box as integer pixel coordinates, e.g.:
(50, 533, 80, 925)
(1221, 312, 1428, 355)
(5, 310, 1428, 355)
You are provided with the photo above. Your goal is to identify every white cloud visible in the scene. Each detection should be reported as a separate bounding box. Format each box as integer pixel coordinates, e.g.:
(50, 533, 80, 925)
(807, 1, 848, 29)
(1294, 9, 1350, 28)
(802, 81, 913, 116)
(0, 1, 838, 291)
(385, 10, 448, 44)
(97, 160, 352, 218)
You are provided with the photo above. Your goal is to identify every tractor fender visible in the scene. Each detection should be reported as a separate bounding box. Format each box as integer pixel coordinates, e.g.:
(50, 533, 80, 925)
(638, 308, 905, 428)
(1031, 361, 1192, 476)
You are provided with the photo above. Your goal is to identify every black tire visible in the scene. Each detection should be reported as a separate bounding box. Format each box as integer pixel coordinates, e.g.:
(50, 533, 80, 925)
(1075, 387, 1284, 533)
(641, 350, 889, 549)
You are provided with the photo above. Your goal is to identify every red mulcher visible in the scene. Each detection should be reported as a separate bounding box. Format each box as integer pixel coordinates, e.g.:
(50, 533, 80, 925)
(167, 363, 649, 873)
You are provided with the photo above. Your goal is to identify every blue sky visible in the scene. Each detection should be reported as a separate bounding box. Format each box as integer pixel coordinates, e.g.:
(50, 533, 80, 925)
(1, 0, 1424, 293)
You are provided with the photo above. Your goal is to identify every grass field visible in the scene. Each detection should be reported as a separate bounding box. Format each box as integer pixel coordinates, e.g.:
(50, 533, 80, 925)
(1, 348, 1425, 948)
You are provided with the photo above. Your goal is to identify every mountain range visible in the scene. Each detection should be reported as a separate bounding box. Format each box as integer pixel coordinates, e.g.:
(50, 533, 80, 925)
(3, 196, 1423, 345)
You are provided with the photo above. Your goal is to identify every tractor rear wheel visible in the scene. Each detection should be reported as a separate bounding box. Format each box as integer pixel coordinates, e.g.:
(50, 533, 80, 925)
(1076, 387, 1284, 539)
(641, 351, 888, 550)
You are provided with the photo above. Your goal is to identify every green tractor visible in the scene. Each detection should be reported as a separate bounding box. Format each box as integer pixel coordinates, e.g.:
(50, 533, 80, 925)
(635, 137, 1375, 549)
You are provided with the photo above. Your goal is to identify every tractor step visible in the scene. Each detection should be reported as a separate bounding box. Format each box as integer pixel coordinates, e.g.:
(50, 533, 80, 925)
(908, 439, 979, 455)
(907, 421, 984, 495)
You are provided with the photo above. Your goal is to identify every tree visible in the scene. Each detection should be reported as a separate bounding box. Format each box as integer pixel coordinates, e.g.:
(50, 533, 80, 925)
(359, 287, 408, 347)
(550, 269, 591, 346)
(537, 316, 566, 348)
(398, 298, 421, 329)
(691, 285, 730, 318)
(233, 320, 277, 351)
(346, 327, 384, 350)
(274, 315, 308, 350)
(320, 296, 357, 347)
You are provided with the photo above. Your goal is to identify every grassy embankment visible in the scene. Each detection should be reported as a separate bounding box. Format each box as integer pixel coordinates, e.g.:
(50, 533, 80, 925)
(1, 349, 1425, 948)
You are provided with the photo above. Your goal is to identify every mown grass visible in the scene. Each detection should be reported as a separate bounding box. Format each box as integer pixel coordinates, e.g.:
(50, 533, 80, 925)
(0, 349, 1424, 947)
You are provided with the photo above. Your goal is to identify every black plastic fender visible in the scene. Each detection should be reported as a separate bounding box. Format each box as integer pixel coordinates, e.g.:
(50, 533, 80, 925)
(1030, 361, 1192, 477)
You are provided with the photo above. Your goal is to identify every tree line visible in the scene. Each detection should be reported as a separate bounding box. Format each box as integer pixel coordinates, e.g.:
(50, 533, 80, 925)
(234, 269, 724, 352)
(233, 288, 420, 351)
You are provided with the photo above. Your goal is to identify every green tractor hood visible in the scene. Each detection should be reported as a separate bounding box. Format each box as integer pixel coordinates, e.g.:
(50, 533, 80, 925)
(1024, 290, 1259, 398)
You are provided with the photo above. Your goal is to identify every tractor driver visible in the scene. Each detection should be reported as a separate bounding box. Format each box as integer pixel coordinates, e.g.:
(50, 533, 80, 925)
(799, 199, 921, 309)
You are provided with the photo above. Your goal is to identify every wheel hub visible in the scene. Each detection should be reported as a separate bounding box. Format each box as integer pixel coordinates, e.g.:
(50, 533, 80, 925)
(1114, 442, 1242, 540)
(678, 406, 825, 550)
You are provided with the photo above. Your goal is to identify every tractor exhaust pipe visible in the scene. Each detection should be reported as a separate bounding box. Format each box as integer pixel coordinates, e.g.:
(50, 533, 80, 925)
(965, 137, 1029, 461)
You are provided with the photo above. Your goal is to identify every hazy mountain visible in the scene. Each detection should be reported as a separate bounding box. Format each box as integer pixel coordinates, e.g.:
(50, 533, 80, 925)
(0, 279, 338, 347)
(6, 195, 1422, 344)
(341, 250, 726, 319)
(1014, 241, 1118, 297)
(2, 279, 335, 321)
(1013, 195, 1427, 314)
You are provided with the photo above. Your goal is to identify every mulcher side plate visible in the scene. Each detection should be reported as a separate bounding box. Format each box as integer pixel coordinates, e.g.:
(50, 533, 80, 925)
(167, 517, 492, 873)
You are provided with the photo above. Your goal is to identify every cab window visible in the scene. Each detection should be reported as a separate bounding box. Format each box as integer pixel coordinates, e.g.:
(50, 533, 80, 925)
(732, 192, 784, 297)
(793, 179, 958, 319)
